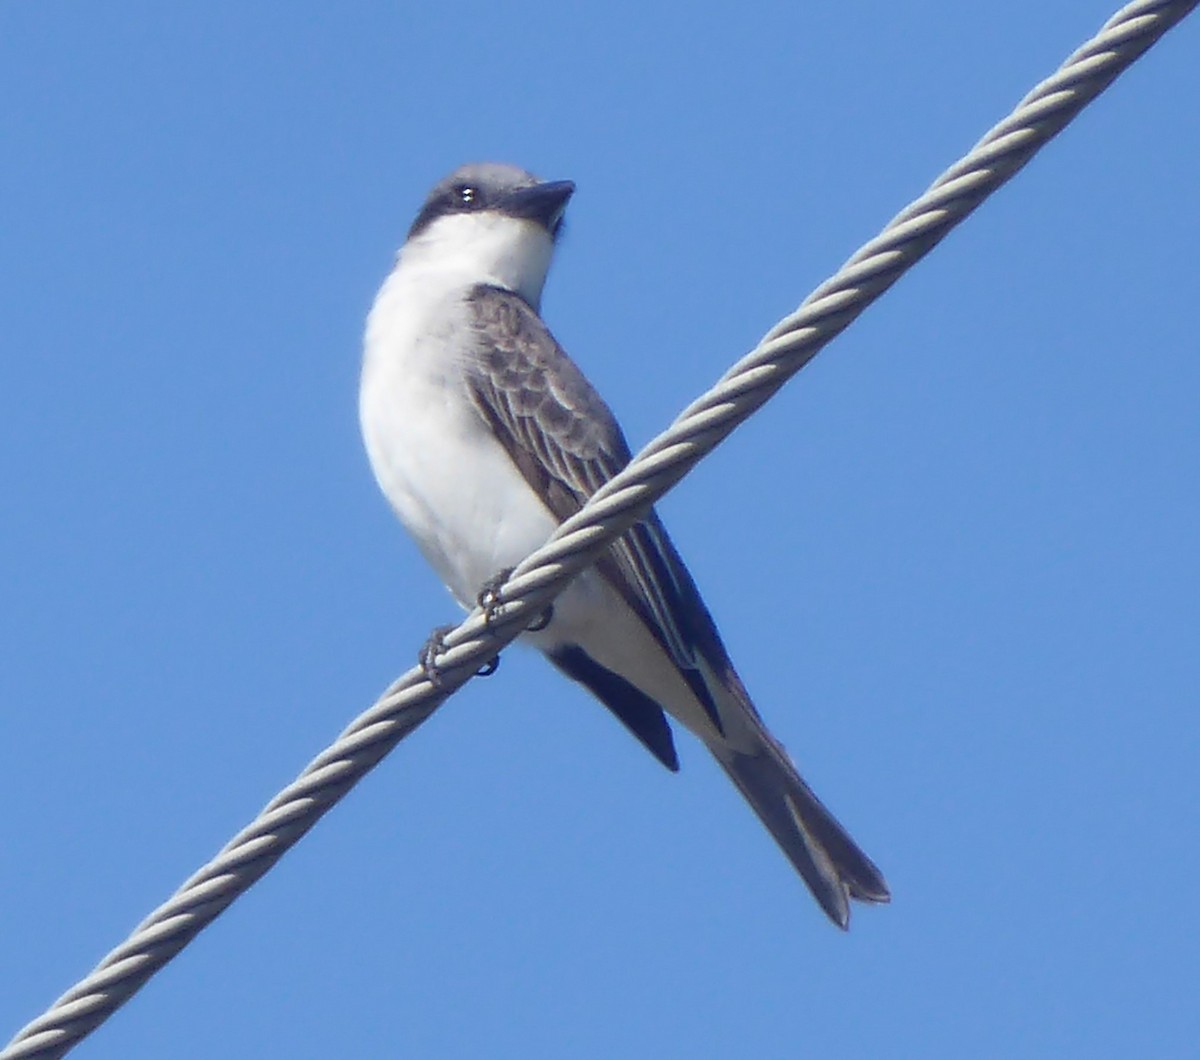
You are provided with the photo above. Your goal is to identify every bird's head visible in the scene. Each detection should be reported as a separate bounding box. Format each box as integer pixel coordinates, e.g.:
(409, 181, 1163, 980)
(402, 162, 575, 305)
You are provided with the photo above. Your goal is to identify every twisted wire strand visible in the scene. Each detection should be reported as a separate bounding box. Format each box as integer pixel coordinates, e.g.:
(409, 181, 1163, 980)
(4, 1, 1194, 1056)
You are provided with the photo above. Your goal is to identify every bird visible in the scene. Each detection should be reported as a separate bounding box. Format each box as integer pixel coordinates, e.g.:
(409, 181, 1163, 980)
(359, 162, 889, 927)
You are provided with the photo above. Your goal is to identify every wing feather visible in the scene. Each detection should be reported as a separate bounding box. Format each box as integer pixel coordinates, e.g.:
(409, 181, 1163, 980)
(463, 285, 708, 683)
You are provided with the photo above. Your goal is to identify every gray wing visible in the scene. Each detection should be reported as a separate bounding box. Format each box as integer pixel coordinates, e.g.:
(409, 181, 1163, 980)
(463, 284, 724, 729)
(464, 288, 891, 923)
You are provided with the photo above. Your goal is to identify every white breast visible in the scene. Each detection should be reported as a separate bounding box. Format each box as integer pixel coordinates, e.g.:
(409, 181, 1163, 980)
(359, 261, 562, 609)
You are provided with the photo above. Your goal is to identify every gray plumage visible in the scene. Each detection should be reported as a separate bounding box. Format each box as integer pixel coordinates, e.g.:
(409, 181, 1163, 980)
(462, 282, 889, 926)
(361, 161, 889, 927)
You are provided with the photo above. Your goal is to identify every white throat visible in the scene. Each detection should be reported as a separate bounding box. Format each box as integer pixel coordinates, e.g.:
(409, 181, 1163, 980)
(397, 211, 556, 306)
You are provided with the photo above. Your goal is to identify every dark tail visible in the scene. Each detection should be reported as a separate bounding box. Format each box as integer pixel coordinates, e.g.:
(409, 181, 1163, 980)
(711, 735, 889, 929)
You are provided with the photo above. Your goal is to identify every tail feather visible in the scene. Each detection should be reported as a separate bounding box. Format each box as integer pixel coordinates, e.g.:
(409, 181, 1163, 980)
(712, 738, 889, 929)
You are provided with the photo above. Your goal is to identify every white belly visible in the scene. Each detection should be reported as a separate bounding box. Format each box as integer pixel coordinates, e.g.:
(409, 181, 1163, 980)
(360, 262, 726, 745)
(360, 270, 575, 610)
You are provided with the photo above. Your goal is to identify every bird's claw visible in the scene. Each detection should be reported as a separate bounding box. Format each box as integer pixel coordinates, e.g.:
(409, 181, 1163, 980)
(420, 624, 502, 684)
(476, 656, 500, 677)
(477, 568, 554, 634)
(477, 567, 515, 629)
(418, 624, 456, 686)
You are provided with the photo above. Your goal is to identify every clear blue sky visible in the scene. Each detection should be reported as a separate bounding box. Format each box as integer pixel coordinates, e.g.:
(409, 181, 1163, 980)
(2, 3, 1198, 1057)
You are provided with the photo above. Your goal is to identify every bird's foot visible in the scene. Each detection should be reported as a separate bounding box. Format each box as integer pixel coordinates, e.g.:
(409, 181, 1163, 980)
(477, 567, 515, 629)
(477, 568, 554, 634)
(419, 623, 502, 685)
(418, 624, 456, 687)
(476, 655, 500, 677)
(477, 571, 552, 629)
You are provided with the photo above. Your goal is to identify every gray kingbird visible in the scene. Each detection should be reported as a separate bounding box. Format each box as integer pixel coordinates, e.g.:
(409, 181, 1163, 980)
(359, 162, 889, 927)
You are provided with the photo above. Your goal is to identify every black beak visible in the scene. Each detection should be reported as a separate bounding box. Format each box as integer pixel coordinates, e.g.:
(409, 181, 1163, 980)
(501, 179, 575, 230)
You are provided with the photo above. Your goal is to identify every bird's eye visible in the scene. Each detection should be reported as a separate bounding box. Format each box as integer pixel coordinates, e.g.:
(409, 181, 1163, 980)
(455, 184, 478, 208)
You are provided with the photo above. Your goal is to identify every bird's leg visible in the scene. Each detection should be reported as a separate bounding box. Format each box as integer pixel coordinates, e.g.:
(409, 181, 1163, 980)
(418, 624, 456, 687)
(476, 566, 554, 633)
(476, 567, 514, 629)
(419, 623, 501, 684)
